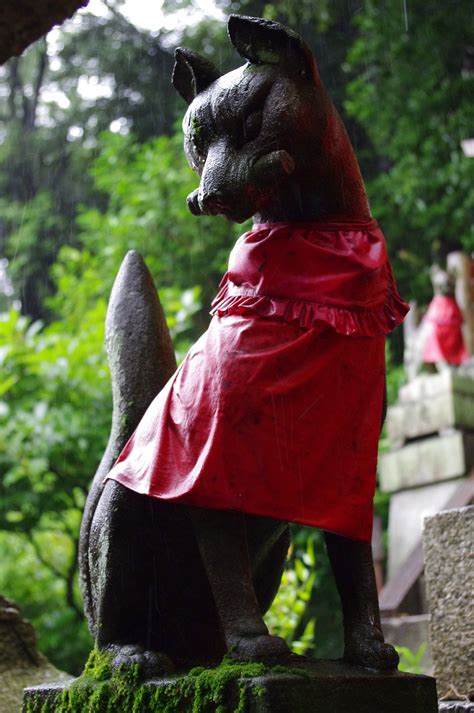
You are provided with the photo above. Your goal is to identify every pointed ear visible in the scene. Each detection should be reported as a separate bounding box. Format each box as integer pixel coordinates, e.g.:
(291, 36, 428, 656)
(228, 15, 318, 83)
(172, 48, 220, 104)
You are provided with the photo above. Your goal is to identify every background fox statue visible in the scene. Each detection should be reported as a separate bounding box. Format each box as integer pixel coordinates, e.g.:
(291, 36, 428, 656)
(79, 15, 405, 677)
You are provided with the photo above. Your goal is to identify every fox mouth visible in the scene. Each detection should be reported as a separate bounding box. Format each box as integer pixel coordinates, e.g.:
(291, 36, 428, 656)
(220, 205, 255, 223)
(186, 147, 295, 223)
(187, 187, 257, 223)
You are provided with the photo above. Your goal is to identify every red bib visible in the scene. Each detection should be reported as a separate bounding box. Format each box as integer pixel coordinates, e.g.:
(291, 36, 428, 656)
(107, 219, 408, 542)
(422, 295, 468, 365)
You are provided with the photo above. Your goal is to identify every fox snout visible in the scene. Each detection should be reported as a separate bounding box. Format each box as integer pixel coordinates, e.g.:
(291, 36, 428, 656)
(186, 149, 295, 221)
(186, 188, 230, 216)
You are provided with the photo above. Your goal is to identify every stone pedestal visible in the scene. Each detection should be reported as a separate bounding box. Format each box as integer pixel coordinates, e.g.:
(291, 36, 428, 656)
(423, 507, 474, 701)
(23, 659, 438, 713)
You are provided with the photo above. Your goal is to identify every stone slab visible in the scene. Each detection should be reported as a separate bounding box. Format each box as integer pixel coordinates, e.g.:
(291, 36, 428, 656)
(387, 385, 474, 446)
(423, 506, 474, 699)
(379, 432, 474, 493)
(386, 480, 462, 578)
(23, 659, 439, 713)
(399, 373, 474, 404)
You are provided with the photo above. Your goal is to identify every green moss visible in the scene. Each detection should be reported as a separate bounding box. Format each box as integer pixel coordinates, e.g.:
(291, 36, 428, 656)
(25, 650, 279, 712)
(270, 664, 310, 678)
(191, 117, 201, 135)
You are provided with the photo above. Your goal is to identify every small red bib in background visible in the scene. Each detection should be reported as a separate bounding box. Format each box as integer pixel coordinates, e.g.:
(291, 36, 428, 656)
(422, 294, 468, 365)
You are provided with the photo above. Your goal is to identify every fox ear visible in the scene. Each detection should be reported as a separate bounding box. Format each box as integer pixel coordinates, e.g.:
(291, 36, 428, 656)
(172, 48, 220, 104)
(228, 14, 318, 83)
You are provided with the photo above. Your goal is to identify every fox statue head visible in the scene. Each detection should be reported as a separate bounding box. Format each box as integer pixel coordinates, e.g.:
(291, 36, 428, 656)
(172, 15, 370, 224)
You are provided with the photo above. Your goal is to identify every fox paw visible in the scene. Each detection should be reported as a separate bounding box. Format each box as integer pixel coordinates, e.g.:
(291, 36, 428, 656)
(226, 634, 291, 664)
(105, 644, 174, 678)
(344, 627, 399, 671)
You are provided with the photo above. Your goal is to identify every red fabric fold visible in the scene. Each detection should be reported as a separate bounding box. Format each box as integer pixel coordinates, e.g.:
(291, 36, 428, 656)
(211, 220, 408, 335)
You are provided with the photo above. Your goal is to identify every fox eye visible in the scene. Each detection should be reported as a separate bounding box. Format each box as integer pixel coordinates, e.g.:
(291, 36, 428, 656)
(242, 110, 263, 143)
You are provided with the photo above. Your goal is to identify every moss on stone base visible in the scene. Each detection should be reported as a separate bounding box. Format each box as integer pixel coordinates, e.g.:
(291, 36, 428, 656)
(24, 649, 309, 713)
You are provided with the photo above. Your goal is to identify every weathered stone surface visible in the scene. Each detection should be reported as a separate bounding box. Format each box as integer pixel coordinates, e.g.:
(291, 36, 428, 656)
(0, 0, 89, 65)
(379, 432, 474, 493)
(398, 373, 474, 404)
(387, 480, 463, 578)
(387, 372, 474, 446)
(423, 506, 474, 699)
(0, 596, 71, 712)
(23, 658, 438, 713)
(381, 615, 432, 674)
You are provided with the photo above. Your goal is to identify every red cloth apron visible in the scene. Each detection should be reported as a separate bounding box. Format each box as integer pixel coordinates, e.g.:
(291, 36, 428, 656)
(107, 219, 408, 542)
(421, 295, 468, 365)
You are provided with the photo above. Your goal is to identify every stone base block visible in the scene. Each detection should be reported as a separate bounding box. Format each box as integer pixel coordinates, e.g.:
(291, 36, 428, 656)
(423, 507, 474, 699)
(438, 703, 474, 712)
(23, 659, 438, 713)
(379, 431, 474, 493)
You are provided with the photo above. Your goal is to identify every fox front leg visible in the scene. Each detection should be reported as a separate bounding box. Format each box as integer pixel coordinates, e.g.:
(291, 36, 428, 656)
(324, 531, 399, 671)
(189, 506, 291, 663)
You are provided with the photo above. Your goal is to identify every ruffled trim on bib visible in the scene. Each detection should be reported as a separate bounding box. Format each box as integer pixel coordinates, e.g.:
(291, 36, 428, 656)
(211, 273, 409, 337)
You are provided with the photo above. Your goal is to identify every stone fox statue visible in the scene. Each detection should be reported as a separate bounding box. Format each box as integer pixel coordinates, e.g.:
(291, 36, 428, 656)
(79, 15, 408, 676)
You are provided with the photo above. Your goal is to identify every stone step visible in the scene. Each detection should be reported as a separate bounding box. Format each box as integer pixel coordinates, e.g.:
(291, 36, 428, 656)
(378, 431, 474, 493)
(388, 373, 474, 447)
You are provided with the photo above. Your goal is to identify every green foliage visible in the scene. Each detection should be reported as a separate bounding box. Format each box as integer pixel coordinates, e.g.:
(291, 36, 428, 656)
(0, 532, 92, 674)
(265, 539, 316, 655)
(55, 10, 180, 142)
(289, 527, 343, 659)
(0, 307, 109, 534)
(345, 0, 474, 302)
(0, 306, 106, 671)
(396, 643, 427, 674)
(56, 129, 238, 319)
(0, 8, 182, 320)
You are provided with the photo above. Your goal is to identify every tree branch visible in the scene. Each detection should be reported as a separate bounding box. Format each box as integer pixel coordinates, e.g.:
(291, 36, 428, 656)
(29, 532, 82, 618)
(7, 58, 22, 121)
(29, 534, 64, 580)
(26, 38, 48, 131)
(64, 536, 82, 618)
